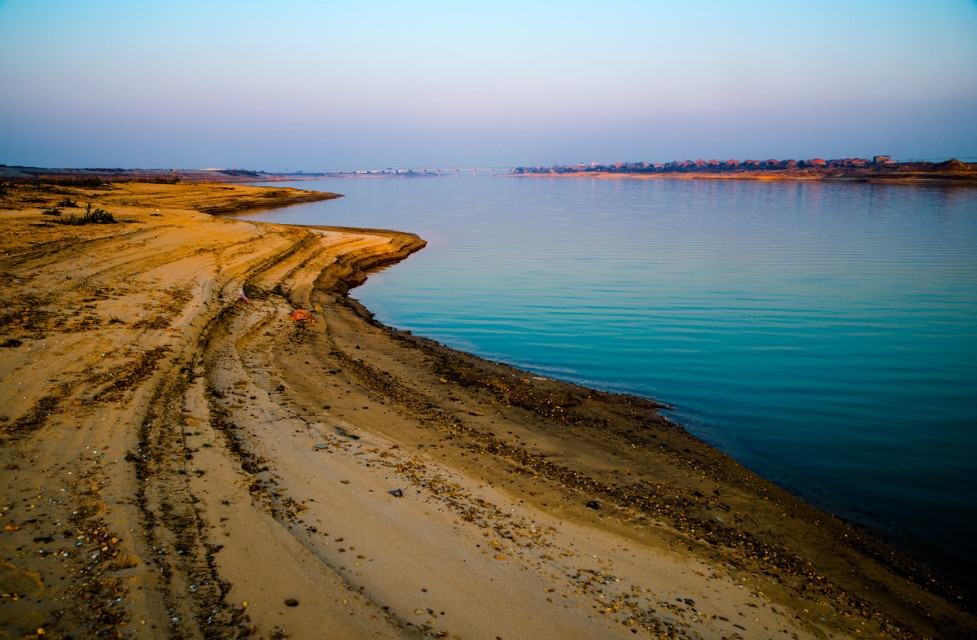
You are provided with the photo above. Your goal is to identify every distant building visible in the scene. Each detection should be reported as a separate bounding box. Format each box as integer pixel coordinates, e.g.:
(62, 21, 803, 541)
(873, 155, 894, 165)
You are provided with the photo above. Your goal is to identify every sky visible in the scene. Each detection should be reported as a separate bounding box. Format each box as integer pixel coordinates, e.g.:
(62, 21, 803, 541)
(1, 0, 976, 171)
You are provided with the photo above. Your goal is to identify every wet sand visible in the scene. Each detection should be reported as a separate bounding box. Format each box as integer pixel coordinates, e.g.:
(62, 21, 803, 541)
(1, 181, 974, 639)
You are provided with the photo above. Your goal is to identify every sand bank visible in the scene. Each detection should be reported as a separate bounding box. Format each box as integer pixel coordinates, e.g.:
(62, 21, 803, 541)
(1, 181, 974, 639)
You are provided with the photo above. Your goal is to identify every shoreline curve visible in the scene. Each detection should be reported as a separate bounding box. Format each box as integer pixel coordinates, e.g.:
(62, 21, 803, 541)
(1, 181, 974, 639)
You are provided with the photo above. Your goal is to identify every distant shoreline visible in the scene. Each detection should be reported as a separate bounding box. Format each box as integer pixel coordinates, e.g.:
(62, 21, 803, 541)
(0, 164, 328, 184)
(4, 160, 976, 185)
(513, 160, 977, 186)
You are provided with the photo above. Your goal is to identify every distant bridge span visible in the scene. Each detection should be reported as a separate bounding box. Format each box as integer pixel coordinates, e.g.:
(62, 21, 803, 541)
(325, 167, 515, 176)
(414, 167, 515, 175)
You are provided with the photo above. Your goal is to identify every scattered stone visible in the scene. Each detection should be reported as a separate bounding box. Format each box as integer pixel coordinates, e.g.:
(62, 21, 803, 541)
(284, 598, 299, 607)
(335, 426, 360, 440)
(1, 338, 22, 348)
(585, 500, 600, 510)
(389, 489, 404, 498)
(314, 444, 329, 450)
(275, 384, 286, 392)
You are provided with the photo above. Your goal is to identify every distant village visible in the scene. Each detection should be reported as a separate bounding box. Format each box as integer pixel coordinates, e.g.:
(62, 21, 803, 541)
(515, 156, 900, 174)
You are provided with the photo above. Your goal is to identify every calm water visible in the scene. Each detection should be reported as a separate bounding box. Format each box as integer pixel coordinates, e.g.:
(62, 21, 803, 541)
(245, 176, 977, 585)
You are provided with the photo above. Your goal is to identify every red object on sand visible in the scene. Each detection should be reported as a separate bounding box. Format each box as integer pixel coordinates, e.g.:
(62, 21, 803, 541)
(290, 309, 314, 322)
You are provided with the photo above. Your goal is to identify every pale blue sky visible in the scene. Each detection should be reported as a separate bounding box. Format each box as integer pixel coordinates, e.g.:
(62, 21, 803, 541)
(1, 0, 976, 170)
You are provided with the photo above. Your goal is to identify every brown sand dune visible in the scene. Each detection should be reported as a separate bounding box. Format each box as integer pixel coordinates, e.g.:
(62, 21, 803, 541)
(1, 182, 974, 639)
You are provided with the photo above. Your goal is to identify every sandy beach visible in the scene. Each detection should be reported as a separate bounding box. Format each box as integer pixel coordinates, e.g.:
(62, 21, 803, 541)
(1, 181, 974, 639)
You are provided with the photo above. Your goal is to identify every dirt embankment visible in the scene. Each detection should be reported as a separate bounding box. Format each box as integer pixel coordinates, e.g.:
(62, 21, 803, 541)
(1, 181, 974, 639)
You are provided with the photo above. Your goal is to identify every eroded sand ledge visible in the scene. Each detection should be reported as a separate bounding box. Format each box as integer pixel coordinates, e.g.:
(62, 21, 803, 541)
(1, 182, 974, 639)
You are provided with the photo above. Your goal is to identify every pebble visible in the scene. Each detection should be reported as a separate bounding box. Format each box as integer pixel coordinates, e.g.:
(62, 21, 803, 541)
(284, 598, 299, 607)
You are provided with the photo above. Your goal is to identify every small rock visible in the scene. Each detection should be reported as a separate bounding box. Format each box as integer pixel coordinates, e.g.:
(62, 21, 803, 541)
(284, 598, 299, 607)
(275, 384, 286, 392)
(314, 444, 329, 450)
(389, 489, 404, 498)
(585, 501, 600, 510)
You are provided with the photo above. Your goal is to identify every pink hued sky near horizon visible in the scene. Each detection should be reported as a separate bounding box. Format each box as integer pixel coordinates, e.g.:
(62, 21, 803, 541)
(1, 0, 976, 172)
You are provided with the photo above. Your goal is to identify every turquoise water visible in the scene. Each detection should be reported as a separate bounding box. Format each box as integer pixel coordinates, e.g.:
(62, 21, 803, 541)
(245, 176, 977, 586)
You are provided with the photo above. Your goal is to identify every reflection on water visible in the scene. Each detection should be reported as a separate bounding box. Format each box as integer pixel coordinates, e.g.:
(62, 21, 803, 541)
(244, 175, 977, 586)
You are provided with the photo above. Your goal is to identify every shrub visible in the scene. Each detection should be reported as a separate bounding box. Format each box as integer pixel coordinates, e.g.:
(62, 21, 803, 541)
(56, 202, 117, 225)
(41, 206, 63, 216)
(48, 177, 113, 189)
(57, 196, 79, 208)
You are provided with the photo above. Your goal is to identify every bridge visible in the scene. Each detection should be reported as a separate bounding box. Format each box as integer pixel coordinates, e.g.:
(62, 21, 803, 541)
(415, 167, 515, 176)
(328, 167, 515, 176)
